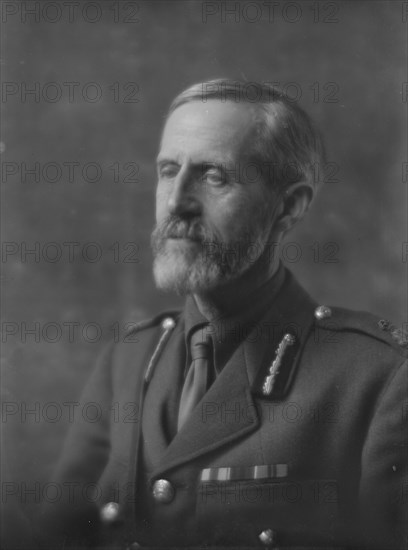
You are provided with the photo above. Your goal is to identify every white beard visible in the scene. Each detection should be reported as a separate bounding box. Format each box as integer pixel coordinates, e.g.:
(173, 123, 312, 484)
(151, 214, 274, 296)
(153, 240, 229, 295)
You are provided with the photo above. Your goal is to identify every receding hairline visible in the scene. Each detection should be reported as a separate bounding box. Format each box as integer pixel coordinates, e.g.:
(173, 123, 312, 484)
(160, 97, 272, 159)
(165, 97, 270, 137)
(167, 85, 284, 131)
(163, 92, 286, 161)
(165, 82, 303, 156)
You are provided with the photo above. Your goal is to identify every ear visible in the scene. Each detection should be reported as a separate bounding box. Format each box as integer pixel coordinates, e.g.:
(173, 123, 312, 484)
(274, 182, 315, 236)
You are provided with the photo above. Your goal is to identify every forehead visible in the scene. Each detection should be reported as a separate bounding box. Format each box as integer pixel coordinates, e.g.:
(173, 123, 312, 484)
(158, 101, 258, 164)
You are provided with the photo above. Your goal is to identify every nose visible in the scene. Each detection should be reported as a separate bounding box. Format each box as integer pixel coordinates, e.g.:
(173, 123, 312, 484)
(167, 167, 201, 217)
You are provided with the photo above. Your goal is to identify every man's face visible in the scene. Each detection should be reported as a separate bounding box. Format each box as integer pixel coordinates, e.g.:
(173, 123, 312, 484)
(152, 100, 282, 295)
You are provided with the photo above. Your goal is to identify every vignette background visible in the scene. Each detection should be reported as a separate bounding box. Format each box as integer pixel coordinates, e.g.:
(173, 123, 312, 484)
(1, 1, 406, 546)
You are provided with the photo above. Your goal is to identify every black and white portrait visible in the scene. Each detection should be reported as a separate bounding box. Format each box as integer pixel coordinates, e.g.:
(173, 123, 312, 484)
(1, 2, 407, 549)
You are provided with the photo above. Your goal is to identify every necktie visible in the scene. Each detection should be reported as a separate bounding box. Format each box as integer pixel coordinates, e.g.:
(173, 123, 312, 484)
(177, 329, 213, 430)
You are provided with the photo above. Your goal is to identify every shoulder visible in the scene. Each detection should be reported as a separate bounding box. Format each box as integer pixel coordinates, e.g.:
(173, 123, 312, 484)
(110, 308, 182, 357)
(105, 309, 182, 385)
(311, 304, 408, 361)
(111, 309, 182, 354)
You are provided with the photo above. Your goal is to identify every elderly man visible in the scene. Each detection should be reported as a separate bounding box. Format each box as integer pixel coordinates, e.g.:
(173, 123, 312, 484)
(44, 80, 407, 549)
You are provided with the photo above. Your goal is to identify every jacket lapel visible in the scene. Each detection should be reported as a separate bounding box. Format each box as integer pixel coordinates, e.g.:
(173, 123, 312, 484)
(150, 341, 259, 478)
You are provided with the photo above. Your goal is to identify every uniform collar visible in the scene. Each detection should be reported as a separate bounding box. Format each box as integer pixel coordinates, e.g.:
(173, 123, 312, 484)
(183, 263, 286, 374)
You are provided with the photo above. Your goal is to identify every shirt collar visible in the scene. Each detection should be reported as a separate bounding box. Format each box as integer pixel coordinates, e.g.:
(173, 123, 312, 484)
(184, 262, 286, 373)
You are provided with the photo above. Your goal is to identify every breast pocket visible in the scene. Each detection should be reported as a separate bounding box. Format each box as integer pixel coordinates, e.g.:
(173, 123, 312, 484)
(196, 476, 339, 547)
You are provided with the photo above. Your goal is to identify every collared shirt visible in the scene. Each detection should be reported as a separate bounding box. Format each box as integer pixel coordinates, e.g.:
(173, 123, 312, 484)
(183, 262, 286, 376)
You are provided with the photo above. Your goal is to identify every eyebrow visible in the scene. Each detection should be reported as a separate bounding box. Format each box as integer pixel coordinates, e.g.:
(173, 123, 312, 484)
(156, 156, 235, 170)
(156, 156, 177, 166)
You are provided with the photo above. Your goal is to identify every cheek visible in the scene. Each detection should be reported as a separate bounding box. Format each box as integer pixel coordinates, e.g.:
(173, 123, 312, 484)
(204, 196, 250, 236)
(207, 192, 273, 239)
(155, 185, 168, 221)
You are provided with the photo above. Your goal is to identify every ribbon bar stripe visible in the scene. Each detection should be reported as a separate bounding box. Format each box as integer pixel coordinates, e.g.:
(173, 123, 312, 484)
(200, 464, 288, 482)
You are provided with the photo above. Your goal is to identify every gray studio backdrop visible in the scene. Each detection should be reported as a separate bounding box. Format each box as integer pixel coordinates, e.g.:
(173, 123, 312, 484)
(1, 0, 406, 546)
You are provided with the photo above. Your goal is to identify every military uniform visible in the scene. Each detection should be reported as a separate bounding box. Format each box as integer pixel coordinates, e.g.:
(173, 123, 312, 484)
(42, 268, 408, 550)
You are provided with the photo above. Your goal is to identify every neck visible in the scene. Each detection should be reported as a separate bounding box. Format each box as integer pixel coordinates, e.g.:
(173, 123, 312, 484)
(193, 257, 281, 321)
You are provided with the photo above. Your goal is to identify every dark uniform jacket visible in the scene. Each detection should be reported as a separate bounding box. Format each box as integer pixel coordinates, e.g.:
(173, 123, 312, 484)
(41, 269, 408, 550)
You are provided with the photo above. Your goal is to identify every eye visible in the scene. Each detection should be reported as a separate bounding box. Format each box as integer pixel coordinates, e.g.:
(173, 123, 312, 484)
(158, 163, 179, 180)
(201, 167, 226, 187)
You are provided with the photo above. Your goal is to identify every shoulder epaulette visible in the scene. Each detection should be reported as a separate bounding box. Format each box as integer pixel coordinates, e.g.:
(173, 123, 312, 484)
(312, 304, 408, 357)
(125, 310, 181, 337)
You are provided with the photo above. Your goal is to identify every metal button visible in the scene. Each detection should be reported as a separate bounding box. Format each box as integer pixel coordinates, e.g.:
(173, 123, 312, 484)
(258, 528, 277, 546)
(378, 319, 390, 330)
(100, 501, 120, 523)
(152, 479, 175, 503)
(162, 317, 176, 330)
(283, 333, 296, 345)
(314, 305, 332, 320)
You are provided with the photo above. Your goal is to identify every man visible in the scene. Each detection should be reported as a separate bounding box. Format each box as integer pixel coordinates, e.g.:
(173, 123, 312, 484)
(43, 79, 407, 549)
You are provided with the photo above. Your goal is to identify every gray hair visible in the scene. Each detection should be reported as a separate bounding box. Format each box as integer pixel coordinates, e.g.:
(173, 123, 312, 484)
(167, 78, 326, 192)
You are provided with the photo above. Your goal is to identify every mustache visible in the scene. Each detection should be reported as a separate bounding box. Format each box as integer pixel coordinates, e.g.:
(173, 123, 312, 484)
(153, 216, 209, 242)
